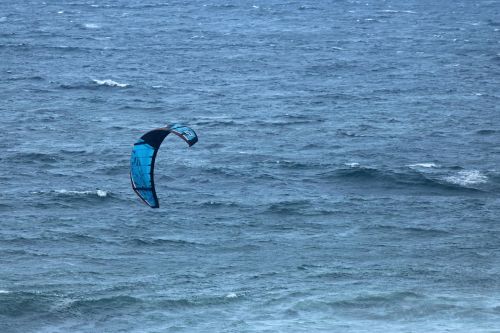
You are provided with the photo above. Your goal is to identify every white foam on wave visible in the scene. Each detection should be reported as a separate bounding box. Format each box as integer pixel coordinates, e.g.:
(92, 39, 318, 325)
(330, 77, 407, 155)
(83, 23, 100, 29)
(96, 190, 108, 197)
(379, 9, 416, 14)
(345, 162, 360, 167)
(225, 292, 238, 299)
(93, 79, 129, 88)
(0, 290, 10, 294)
(445, 170, 488, 186)
(408, 163, 438, 168)
(55, 189, 109, 197)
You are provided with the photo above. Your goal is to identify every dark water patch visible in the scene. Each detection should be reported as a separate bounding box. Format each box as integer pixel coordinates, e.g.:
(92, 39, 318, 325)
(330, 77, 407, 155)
(0, 232, 110, 246)
(156, 293, 242, 309)
(298, 5, 320, 11)
(254, 172, 280, 181)
(0, 291, 57, 317)
(0, 202, 11, 211)
(6, 75, 45, 82)
(476, 129, 497, 135)
(128, 237, 204, 247)
(297, 264, 322, 271)
(365, 224, 450, 237)
(336, 129, 369, 138)
(487, 19, 500, 27)
(250, 271, 279, 279)
(254, 114, 326, 126)
(199, 165, 246, 178)
(66, 295, 141, 315)
(97, 164, 128, 176)
(58, 149, 94, 157)
(0, 236, 45, 245)
(332, 291, 425, 308)
(206, 4, 238, 10)
(264, 199, 312, 215)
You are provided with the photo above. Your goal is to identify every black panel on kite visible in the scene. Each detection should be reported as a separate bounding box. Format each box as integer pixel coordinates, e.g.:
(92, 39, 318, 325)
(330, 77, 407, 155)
(130, 124, 198, 208)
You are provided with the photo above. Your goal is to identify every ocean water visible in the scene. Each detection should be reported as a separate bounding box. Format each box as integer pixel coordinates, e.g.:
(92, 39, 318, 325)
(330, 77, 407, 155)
(1, 0, 500, 332)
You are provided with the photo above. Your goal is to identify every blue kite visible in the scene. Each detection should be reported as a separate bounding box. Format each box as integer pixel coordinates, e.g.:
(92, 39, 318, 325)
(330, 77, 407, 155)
(130, 124, 198, 208)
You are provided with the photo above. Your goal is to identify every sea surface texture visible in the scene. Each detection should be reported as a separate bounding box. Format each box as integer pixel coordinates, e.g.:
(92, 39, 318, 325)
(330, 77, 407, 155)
(1, 0, 500, 332)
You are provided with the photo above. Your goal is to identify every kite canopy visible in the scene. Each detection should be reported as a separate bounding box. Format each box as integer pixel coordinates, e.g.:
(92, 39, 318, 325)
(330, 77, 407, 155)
(130, 123, 198, 208)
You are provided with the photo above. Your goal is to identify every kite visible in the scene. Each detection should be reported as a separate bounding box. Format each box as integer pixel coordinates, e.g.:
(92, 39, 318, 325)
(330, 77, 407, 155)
(130, 123, 198, 208)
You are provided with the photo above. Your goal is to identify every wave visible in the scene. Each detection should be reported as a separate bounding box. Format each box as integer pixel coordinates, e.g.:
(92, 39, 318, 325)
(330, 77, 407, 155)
(0, 290, 244, 318)
(198, 200, 241, 208)
(54, 189, 109, 197)
(92, 79, 129, 88)
(6, 75, 45, 81)
(29, 189, 114, 208)
(321, 165, 488, 193)
(265, 199, 312, 215)
(60, 79, 130, 90)
(254, 114, 326, 126)
(66, 295, 141, 314)
(288, 291, 431, 317)
(378, 9, 417, 14)
(13, 152, 59, 163)
(128, 237, 203, 247)
(331, 291, 425, 308)
(407, 163, 439, 168)
(365, 224, 450, 237)
(0, 291, 54, 317)
(444, 170, 488, 186)
(263, 159, 315, 169)
(0, 202, 10, 211)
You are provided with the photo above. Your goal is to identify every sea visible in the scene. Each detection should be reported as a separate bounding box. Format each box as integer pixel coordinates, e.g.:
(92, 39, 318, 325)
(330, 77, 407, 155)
(1, 0, 500, 332)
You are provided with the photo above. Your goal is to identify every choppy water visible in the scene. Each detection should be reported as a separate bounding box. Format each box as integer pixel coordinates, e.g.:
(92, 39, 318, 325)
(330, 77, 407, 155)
(1, 1, 500, 332)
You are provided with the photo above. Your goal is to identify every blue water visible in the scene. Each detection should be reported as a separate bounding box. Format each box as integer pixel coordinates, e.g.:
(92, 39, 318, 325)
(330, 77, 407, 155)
(1, 1, 500, 332)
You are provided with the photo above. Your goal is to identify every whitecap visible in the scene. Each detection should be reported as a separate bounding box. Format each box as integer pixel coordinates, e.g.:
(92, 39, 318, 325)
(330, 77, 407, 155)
(408, 163, 438, 168)
(93, 79, 129, 88)
(83, 23, 100, 29)
(345, 162, 360, 167)
(0, 290, 10, 294)
(445, 170, 488, 186)
(379, 9, 416, 14)
(55, 189, 109, 197)
(96, 190, 108, 197)
(225, 292, 238, 299)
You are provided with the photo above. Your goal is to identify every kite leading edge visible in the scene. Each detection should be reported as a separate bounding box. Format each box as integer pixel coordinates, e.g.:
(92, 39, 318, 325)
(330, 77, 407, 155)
(130, 123, 198, 208)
